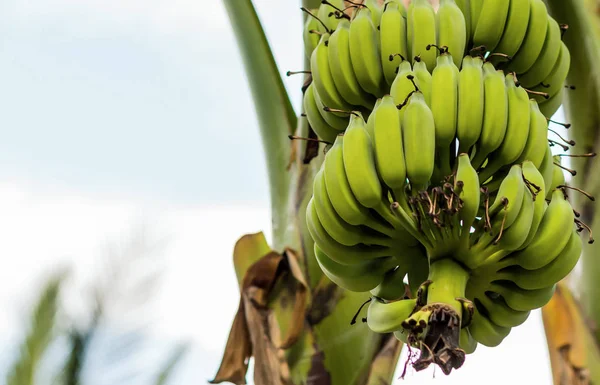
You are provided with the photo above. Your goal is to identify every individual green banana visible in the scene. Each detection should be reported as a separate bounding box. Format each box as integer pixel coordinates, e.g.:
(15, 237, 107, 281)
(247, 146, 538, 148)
(437, 0, 467, 68)
(314, 244, 396, 292)
(457, 55, 484, 154)
(403, 92, 436, 188)
(303, 9, 321, 60)
(492, 187, 535, 252)
(390, 60, 416, 122)
(380, 0, 408, 86)
(498, 229, 583, 290)
(508, 0, 549, 74)
(371, 265, 409, 301)
(431, 53, 459, 173)
(413, 57, 432, 105)
(311, 33, 353, 117)
(455, 153, 480, 245)
(328, 19, 375, 109)
(475, 294, 530, 328)
(488, 281, 555, 312)
(364, 0, 384, 27)
(473, 0, 510, 52)
(471, 62, 508, 169)
(479, 75, 531, 181)
(343, 113, 384, 208)
(511, 189, 575, 270)
(532, 42, 570, 101)
(493, 0, 531, 58)
(487, 164, 525, 231)
(519, 160, 548, 250)
(367, 297, 418, 333)
(313, 170, 390, 246)
(515, 101, 548, 169)
(373, 95, 407, 193)
(323, 137, 373, 225)
(349, 7, 385, 97)
(518, 18, 562, 88)
(468, 308, 511, 347)
(408, 0, 437, 72)
(303, 84, 339, 143)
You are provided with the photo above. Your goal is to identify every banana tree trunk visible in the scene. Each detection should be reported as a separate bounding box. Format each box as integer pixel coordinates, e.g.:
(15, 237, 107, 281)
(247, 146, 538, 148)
(212, 1, 402, 384)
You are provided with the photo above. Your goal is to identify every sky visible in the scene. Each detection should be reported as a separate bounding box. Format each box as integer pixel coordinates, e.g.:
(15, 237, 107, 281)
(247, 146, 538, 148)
(0, 0, 568, 383)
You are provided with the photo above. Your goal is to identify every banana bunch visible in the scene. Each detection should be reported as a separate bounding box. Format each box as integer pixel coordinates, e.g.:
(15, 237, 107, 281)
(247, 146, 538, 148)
(300, 0, 587, 377)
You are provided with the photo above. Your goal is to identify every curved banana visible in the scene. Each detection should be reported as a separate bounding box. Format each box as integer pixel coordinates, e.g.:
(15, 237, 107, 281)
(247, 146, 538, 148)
(519, 160, 548, 250)
(493, 0, 531, 58)
(473, 0, 510, 52)
(373, 95, 407, 193)
(431, 53, 459, 174)
(366, 98, 383, 139)
(460, 327, 478, 354)
(311, 33, 353, 117)
(303, 84, 339, 143)
(436, 0, 467, 68)
(367, 297, 418, 333)
(518, 18, 562, 88)
(349, 7, 385, 97)
(390, 60, 416, 122)
(468, 0, 483, 42)
(455, 153, 480, 245)
(457, 55, 484, 154)
(515, 101, 548, 169)
(317, 0, 345, 33)
(488, 164, 525, 231)
(329, 19, 375, 109)
(471, 62, 508, 170)
(343, 113, 384, 208)
(532, 42, 570, 102)
(380, 0, 408, 86)
(364, 0, 383, 27)
(547, 159, 566, 199)
(475, 295, 530, 328)
(538, 144, 555, 201)
(314, 244, 396, 292)
(511, 189, 575, 270)
(313, 85, 351, 130)
(468, 308, 511, 347)
(403, 91, 436, 188)
(479, 75, 531, 182)
(488, 281, 555, 312)
(408, 0, 437, 72)
(539, 88, 564, 118)
(371, 264, 409, 301)
(498, 229, 583, 290)
(508, 0, 549, 74)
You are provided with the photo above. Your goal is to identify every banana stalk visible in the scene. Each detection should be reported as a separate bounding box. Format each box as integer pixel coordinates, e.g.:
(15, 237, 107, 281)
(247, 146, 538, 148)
(544, 0, 600, 381)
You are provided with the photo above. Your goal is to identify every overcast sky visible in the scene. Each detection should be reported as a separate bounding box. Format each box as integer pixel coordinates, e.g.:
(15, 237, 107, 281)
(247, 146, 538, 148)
(0, 0, 566, 383)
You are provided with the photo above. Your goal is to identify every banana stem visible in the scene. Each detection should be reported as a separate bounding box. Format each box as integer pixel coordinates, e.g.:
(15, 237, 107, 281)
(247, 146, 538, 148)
(426, 259, 469, 313)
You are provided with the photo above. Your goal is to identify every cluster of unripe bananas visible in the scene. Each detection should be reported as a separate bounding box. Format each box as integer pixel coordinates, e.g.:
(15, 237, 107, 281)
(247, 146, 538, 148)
(300, 0, 595, 376)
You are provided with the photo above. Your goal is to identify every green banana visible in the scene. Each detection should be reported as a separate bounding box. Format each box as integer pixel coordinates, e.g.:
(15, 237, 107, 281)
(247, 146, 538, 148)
(508, 0, 549, 74)
(493, 0, 531, 58)
(457, 55, 484, 154)
(518, 18, 562, 88)
(488, 281, 555, 312)
(408, 0, 437, 72)
(371, 264, 409, 301)
(328, 19, 375, 109)
(413, 57, 433, 105)
(349, 7, 385, 97)
(403, 92, 436, 188)
(468, 307, 511, 347)
(367, 297, 418, 333)
(518, 160, 548, 250)
(473, 0, 510, 52)
(471, 62, 508, 170)
(380, 0, 408, 86)
(515, 101, 548, 169)
(373, 95, 407, 194)
(437, 0, 467, 68)
(317, 0, 345, 32)
(303, 9, 321, 60)
(343, 113, 384, 208)
(455, 153, 480, 246)
(475, 294, 530, 328)
(532, 42, 570, 101)
(390, 60, 416, 122)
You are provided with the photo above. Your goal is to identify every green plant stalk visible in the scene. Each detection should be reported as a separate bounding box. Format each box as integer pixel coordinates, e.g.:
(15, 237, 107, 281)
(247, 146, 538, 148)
(545, 0, 600, 342)
(222, 0, 297, 250)
(426, 259, 469, 313)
